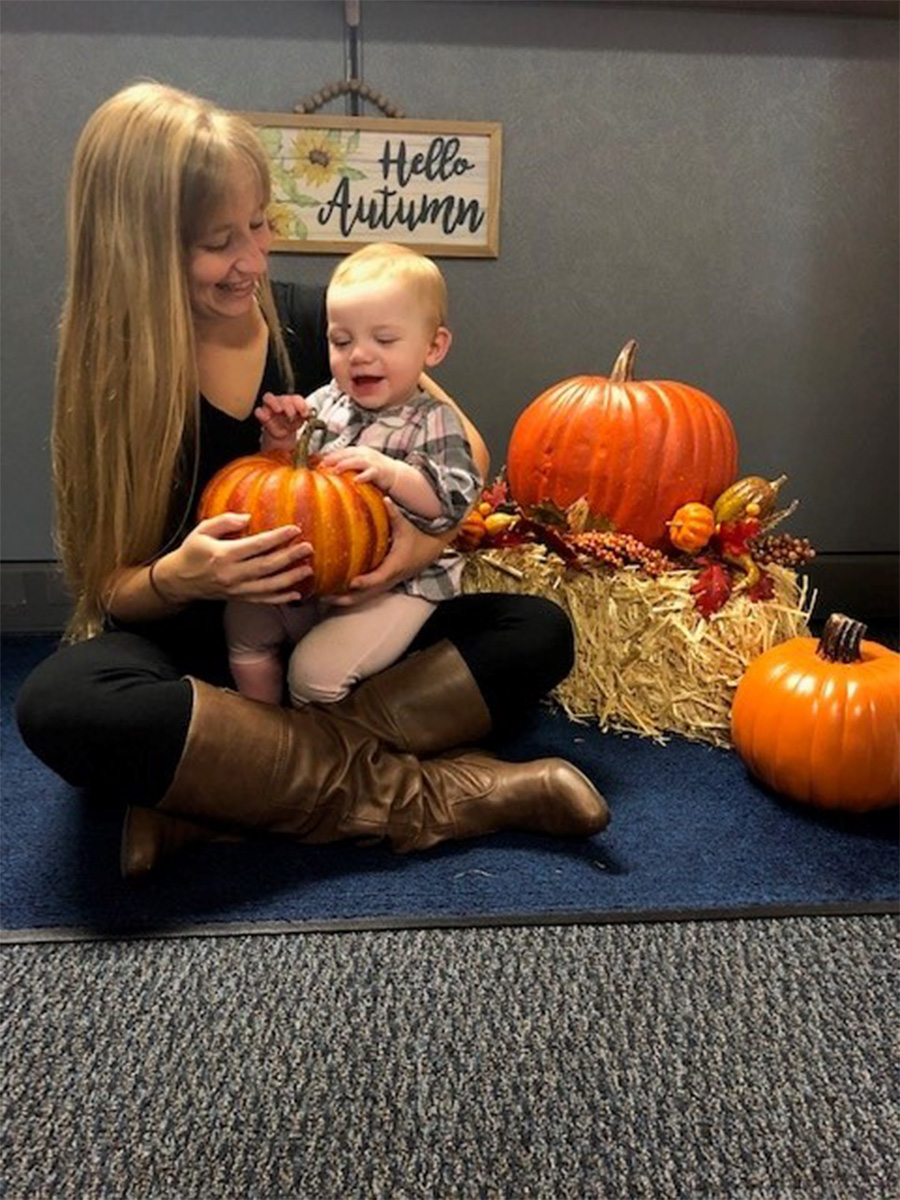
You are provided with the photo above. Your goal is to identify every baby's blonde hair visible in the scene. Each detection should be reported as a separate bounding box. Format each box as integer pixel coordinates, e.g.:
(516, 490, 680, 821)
(53, 81, 292, 639)
(329, 243, 448, 330)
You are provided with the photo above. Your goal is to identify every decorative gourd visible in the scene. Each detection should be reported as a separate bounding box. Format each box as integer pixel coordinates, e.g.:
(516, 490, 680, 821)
(731, 614, 900, 811)
(666, 502, 715, 554)
(717, 516, 762, 590)
(484, 512, 519, 537)
(456, 508, 487, 550)
(197, 418, 391, 597)
(713, 474, 787, 525)
(506, 340, 738, 549)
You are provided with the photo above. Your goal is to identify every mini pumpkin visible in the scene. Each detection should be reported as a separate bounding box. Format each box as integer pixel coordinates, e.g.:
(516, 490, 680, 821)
(197, 417, 391, 597)
(666, 502, 715, 554)
(731, 613, 900, 811)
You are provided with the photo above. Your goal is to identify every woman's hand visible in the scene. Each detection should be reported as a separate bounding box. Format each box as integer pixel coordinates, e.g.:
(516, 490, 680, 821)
(162, 513, 314, 605)
(327, 499, 451, 607)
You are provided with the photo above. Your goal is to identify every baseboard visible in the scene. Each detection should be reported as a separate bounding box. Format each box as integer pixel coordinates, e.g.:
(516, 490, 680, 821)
(1, 562, 73, 634)
(1, 554, 897, 635)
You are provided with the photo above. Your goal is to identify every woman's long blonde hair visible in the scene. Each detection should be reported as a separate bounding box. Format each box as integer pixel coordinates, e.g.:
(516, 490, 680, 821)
(53, 81, 292, 640)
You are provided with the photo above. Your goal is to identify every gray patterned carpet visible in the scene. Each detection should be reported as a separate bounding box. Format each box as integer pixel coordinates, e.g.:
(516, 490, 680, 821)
(3, 915, 898, 1199)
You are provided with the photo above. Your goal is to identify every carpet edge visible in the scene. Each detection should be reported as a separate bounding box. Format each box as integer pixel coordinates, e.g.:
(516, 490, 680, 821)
(2, 900, 897, 946)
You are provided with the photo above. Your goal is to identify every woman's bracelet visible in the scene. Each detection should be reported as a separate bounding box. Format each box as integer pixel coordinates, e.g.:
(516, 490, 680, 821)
(148, 559, 184, 608)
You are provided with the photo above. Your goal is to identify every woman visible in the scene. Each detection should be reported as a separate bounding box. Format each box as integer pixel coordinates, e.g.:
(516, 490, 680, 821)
(15, 82, 609, 876)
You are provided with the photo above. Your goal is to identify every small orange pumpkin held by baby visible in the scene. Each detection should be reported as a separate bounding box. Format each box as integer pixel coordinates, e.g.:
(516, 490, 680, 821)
(197, 415, 391, 597)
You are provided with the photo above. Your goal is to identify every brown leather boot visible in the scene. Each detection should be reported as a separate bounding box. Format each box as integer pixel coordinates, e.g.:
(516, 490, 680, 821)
(120, 806, 241, 878)
(122, 640, 491, 876)
(332, 639, 492, 755)
(328, 641, 610, 843)
(347, 751, 609, 850)
(123, 677, 608, 870)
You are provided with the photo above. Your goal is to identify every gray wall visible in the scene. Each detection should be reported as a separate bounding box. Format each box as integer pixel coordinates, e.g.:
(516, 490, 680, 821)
(2, 0, 897, 625)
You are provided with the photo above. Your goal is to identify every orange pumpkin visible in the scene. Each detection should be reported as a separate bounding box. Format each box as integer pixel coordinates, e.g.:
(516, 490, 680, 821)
(506, 340, 738, 549)
(666, 502, 715, 554)
(731, 614, 900, 812)
(198, 418, 390, 597)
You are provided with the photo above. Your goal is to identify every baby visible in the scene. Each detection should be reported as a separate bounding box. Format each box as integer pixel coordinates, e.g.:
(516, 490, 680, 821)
(224, 242, 483, 707)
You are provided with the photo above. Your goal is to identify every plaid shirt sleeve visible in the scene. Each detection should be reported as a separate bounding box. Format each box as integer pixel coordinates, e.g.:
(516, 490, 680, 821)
(394, 398, 483, 535)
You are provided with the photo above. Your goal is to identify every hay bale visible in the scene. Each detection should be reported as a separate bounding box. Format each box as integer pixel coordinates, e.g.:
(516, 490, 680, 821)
(462, 546, 814, 747)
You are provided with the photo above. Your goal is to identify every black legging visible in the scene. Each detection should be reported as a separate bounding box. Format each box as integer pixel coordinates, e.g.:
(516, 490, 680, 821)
(15, 594, 574, 807)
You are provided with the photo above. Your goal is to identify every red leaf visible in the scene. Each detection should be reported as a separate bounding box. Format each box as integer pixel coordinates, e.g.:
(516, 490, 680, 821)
(747, 569, 776, 603)
(483, 525, 528, 549)
(714, 518, 761, 559)
(481, 477, 509, 510)
(690, 560, 733, 616)
(514, 517, 587, 568)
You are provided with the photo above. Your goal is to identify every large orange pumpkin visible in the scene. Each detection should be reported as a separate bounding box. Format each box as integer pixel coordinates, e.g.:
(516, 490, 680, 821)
(731, 613, 900, 812)
(198, 418, 391, 597)
(506, 340, 738, 549)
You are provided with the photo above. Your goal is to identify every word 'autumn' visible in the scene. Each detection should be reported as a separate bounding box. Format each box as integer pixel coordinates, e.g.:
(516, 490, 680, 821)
(317, 136, 486, 238)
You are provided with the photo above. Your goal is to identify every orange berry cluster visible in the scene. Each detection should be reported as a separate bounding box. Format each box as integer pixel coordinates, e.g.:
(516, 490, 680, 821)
(751, 533, 816, 568)
(567, 531, 674, 577)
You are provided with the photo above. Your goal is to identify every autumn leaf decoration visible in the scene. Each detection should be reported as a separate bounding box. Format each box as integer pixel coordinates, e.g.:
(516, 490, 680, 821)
(746, 571, 776, 603)
(689, 518, 776, 616)
(514, 517, 586, 567)
(462, 476, 792, 615)
(690, 557, 733, 617)
(481, 476, 510, 511)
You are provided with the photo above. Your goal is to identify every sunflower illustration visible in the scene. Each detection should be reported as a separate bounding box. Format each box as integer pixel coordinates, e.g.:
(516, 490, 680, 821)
(266, 202, 297, 238)
(291, 129, 347, 187)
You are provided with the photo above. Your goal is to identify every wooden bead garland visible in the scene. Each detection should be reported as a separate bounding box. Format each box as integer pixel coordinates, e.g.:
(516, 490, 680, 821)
(294, 80, 405, 119)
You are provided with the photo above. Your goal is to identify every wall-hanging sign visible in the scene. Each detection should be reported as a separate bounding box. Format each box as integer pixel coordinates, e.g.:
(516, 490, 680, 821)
(245, 113, 502, 258)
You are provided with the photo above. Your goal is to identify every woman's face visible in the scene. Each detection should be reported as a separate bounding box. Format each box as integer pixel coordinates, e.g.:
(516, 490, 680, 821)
(187, 162, 272, 323)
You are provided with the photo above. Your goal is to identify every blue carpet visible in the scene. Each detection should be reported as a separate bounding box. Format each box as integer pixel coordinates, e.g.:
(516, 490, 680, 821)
(2, 636, 897, 941)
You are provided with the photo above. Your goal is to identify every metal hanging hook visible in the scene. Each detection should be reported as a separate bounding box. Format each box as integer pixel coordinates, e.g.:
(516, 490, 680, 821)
(344, 0, 361, 116)
(294, 0, 405, 118)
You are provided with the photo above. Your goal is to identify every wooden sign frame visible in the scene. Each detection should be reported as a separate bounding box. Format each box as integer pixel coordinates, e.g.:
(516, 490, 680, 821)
(244, 112, 502, 258)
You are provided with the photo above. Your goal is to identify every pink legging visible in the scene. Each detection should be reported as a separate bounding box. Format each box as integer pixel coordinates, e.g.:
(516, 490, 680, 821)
(225, 592, 436, 707)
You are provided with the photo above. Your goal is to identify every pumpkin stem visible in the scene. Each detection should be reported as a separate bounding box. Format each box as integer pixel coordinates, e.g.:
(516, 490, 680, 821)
(817, 613, 867, 663)
(293, 410, 328, 468)
(609, 340, 638, 383)
(769, 474, 788, 494)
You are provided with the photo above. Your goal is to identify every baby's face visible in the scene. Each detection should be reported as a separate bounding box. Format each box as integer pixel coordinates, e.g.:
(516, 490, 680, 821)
(327, 279, 448, 410)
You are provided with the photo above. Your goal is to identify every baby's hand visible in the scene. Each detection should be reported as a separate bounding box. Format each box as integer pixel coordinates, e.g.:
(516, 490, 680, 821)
(255, 392, 311, 453)
(321, 446, 399, 491)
